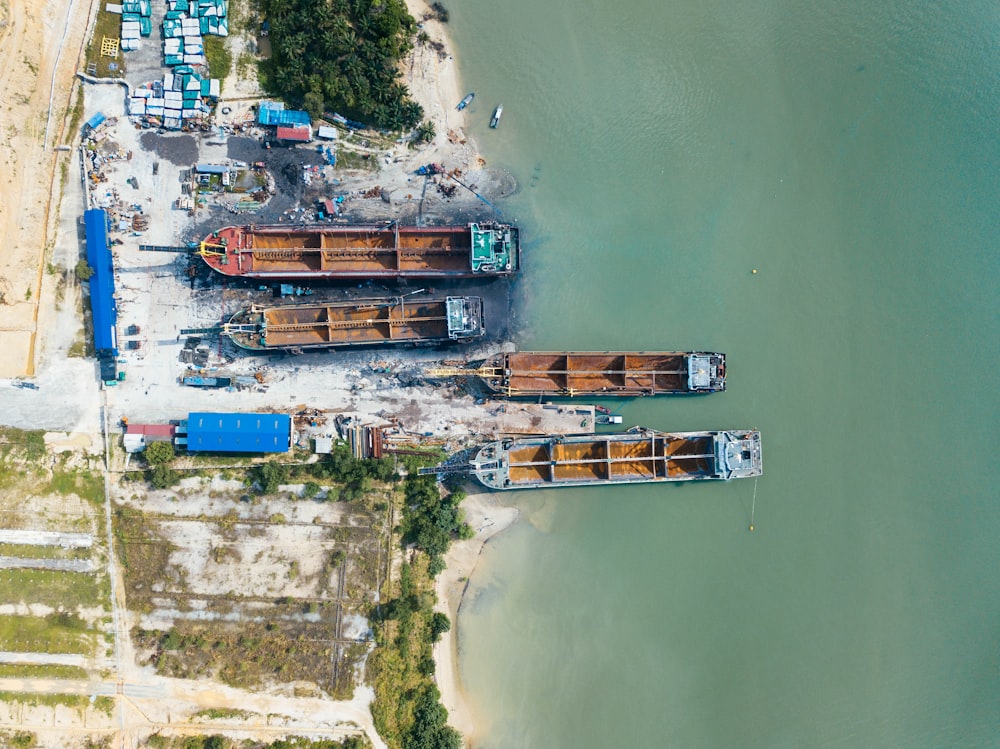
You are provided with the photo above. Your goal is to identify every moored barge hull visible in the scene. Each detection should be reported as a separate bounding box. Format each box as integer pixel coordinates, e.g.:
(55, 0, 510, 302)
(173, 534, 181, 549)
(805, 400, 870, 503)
(482, 351, 726, 396)
(200, 222, 518, 280)
(470, 428, 761, 490)
(225, 296, 484, 351)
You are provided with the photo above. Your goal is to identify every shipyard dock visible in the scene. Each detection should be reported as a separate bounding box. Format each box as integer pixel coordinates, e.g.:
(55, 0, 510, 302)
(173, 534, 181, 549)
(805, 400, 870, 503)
(199, 222, 519, 280)
(466, 428, 762, 490)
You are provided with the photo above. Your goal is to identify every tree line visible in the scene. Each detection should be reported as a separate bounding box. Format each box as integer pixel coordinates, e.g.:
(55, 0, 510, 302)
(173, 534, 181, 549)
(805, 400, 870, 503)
(258, 0, 424, 130)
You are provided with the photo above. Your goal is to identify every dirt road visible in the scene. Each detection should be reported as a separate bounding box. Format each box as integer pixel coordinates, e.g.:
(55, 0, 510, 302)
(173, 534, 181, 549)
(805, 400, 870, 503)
(0, 675, 387, 748)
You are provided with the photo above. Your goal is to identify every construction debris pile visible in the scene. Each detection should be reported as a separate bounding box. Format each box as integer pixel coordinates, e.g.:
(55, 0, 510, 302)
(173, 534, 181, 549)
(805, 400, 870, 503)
(82, 119, 151, 236)
(190, 161, 275, 214)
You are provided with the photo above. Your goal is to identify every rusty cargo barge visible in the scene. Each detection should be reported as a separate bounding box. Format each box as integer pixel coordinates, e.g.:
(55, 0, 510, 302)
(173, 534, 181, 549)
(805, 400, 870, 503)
(466, 428, 762, 490)
(476, 351, 726, 396)
(219, 296, 484, 352)
(199, 222, 519, 280)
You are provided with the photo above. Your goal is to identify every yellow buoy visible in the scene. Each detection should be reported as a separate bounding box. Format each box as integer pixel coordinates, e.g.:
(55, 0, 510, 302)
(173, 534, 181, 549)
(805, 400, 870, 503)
(749, 524, 755, 532)
(751, 269, 758, 275)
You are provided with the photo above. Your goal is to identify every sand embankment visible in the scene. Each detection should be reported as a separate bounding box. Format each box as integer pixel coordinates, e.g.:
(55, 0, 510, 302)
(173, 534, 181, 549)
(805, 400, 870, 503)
(0, 0, 96, 376)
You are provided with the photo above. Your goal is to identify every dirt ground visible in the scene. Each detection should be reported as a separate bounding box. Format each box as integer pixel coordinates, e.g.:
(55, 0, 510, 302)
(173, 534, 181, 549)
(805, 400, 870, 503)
(116, 474, 387, 697)
(0, 0, 98, 377)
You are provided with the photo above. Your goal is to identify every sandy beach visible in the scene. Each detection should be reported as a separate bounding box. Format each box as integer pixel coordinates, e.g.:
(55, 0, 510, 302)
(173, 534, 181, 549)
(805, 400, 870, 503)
(433, 490, 519, 744)
(403, 0, 474, 165)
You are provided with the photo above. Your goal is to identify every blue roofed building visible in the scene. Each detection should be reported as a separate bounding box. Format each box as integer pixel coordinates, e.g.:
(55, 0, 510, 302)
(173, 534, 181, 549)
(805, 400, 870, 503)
(82, 112, 106, 134)
(184, 412, 291, 453)
(257, 100, 310, 127)
(83, 209, 119, 379)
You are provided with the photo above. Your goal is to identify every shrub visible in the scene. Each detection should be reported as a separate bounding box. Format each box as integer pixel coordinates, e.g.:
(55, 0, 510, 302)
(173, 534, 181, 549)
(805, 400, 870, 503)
(74, 259, 93, 281)
(10, 732, 35, 749)
(256, 461, 288, 494)
(144, 440, 175, 466)
(401, 475, 467, 559)
(427, 555, 446, 578)
(428, 612, 450, 642)
(149, 464, 178, 489)
(414, 120, 435, 143)
(406, 685, 461, 749)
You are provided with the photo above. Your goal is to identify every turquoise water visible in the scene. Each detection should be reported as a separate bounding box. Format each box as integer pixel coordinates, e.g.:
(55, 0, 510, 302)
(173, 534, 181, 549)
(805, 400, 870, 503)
(445, 1, 1000, 746)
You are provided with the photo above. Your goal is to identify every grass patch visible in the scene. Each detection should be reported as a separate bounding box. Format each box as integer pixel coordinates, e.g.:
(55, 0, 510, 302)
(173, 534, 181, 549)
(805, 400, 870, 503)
(0, 543, 91, 560)
(0, 428, 48, 491)
(0, 663, 89, 680)
(334, 148, 378, 172)
(134, 619, 344, 695)
(0, 428, 47, 462)
(0, 730, 35, 749)
(147, 736, 364, 749)
(83, 10, 127, 79)
(227, 0, 255, 35)
(0, 614, 95, 655)
(113, 505, 174, 584)
(340, 129, 396, 151)
(235, 50, 256, 77)
(0, 692, 112, 714)
(190, 707, 256, 721)
(47, 469, 104, 505)
(204, 36, 232, 84)
(0, 569, 103, 610)
(65, 84, 85, 145)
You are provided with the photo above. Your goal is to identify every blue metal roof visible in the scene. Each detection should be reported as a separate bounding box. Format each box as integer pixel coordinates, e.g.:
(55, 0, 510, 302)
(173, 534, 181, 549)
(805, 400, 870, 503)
(83, 112, 106, 131)
(83, 209, 118, 356)
(186, 412, 291, 453)
(258, 100, 310, 127)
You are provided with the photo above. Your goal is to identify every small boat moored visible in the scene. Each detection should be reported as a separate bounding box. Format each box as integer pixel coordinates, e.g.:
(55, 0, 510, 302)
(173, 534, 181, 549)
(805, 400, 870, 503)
(457, 92, 475, 110)
(490, 104, 503, 128)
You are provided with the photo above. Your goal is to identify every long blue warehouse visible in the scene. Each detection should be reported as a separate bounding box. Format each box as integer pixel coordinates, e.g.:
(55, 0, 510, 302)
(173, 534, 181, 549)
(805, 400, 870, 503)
(185, 412, 291, 453)
(83, 209, 118, 357)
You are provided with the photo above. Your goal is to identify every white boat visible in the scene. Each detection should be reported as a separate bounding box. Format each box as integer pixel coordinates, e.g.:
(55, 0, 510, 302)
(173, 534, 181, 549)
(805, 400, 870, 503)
(490, 104, 503, 128)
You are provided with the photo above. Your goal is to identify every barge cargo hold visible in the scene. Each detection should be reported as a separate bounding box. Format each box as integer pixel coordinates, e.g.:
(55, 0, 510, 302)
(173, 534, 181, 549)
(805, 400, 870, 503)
(468, 428, 761, 490)
(224, 296, 484, 351)
(480, 351, 725, 396)
(199, 222, 518, 280)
